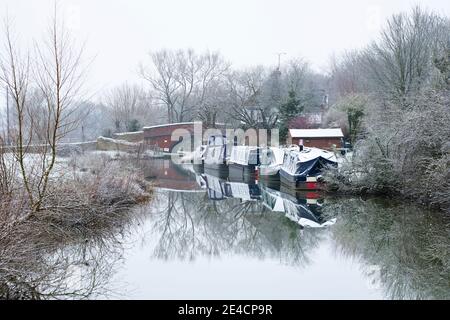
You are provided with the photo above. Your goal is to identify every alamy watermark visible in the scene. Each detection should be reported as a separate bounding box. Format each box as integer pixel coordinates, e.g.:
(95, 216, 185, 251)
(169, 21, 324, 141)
(169, 122, 283, 165)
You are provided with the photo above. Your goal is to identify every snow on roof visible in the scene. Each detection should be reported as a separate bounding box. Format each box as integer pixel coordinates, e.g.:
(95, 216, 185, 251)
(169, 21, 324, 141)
(289, 128, 344, 138)
(142, 122, 199, 130)
(229, 146, 259, 165)
(114, 131, 143, 136)
(143, 122, 226, 130)
(293, 147, 337, 163)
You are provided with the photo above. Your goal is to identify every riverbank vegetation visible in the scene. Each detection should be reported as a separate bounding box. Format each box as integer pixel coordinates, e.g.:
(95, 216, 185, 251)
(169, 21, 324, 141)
(0, 88, 152, 298)
(0, 151, 152, 299)
(0, 7, 152, 298)
(323, 7, 450, 213)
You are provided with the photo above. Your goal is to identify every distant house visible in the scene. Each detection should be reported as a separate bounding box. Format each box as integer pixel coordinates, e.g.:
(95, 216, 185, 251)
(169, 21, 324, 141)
(288, 128, 344, 150)
(289, 113, 324, 129)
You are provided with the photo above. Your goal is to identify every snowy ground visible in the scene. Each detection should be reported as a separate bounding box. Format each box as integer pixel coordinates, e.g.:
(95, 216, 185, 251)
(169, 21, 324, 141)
(1, 150, 134, 183)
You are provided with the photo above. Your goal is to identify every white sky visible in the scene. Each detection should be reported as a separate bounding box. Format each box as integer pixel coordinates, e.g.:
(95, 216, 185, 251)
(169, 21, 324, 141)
(0, 0, 449, 96)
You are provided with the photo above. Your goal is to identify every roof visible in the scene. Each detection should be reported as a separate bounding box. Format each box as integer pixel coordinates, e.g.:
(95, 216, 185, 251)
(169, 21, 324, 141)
(143, 122, 227, 130)
(289, 128, 344, 138)
(113, 131, 143, 135)
(142, 122, 199, 130)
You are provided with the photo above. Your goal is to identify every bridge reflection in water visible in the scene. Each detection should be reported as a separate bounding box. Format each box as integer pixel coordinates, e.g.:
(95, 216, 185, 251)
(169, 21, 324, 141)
(142, 159, 337, 229)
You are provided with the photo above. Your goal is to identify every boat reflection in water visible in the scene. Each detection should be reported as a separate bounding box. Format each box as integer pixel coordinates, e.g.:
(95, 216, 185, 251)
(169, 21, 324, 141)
(145, 158, 336, 229)
(202, 173, 261, 202)
(261, 185, 337, 228)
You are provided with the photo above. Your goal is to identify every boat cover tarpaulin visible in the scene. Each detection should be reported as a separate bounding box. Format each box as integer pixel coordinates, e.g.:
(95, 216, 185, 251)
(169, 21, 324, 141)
(282, 148, 337, 177)
(295, 157, 337, 177)
(230, 146, 259, 165)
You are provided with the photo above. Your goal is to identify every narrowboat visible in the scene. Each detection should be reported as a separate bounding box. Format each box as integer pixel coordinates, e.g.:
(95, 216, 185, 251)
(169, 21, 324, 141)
(258, 146, 300, 182)
(203, 135, 229, 178)
(258, 147, 284, 177)
(228, 146, 260, 181)
(279, 147, 337, 190)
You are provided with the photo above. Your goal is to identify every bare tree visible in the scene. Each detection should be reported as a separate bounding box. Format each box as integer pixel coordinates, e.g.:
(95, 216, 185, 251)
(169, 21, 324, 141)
(30, 4, 88, 212)
(283, 58, 310, 94)
(226, 66, 269, 128)
(328, 51, 367, 101)
(0, 4, 88, 213)
(227, 60, 318, 130)
(192, 52, 230, 127)
(140, 49, 229, 124)
(324, 7, 450, 211)
(104, 83, 153, 133)
(0, 16, 34, 207)
(363, 6, 448, 105)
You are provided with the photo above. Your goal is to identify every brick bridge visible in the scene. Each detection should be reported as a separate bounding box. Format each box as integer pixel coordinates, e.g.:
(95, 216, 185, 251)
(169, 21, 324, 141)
(143, 122, 225, 153)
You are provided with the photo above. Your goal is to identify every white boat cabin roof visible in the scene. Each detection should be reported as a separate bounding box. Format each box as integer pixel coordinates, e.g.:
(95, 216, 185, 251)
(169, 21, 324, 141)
(284, 147, 337, 164)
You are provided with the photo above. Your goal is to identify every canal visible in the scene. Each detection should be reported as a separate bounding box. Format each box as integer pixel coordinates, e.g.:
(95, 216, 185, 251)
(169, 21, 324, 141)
(9, 158, 447, 300)
(85, 159, 448, 299)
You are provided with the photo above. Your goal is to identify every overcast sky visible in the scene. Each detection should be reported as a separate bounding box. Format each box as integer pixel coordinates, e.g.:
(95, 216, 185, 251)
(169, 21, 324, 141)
(1, 0, 449, 96)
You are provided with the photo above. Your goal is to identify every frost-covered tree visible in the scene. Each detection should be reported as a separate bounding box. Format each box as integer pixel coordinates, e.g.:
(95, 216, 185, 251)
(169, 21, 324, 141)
(140, 49, 229, 124)
(104, 83, 155, 133)
(324, 6, 450, 212)
(363, 6, 449, 105)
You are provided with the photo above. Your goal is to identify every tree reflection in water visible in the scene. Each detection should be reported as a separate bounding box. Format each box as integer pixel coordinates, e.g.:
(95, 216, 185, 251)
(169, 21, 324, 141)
(146, 190, 326, 266)
(325, 197, 450, 300)
(0, 210, 144, 300)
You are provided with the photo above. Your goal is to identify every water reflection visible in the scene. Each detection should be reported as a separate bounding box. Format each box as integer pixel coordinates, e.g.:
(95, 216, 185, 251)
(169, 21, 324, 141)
(0, 213, 142, 300)
(2, 159, 449, 299)
(142, 158, 204, 192)
(137, 153, 330, 267)
(325, 198, 450, 299)
(144, 159, 337, 229)
(147, 190, 325, 267)
(139, 159, 450, 299)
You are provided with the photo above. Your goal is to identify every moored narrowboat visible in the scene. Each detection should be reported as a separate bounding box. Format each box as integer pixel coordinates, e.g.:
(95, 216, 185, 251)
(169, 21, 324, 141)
(203, 135, 229, 177)
(228, 146, 260, 180)
(258, 147, 284, 178)
(279, 147, 337, 190)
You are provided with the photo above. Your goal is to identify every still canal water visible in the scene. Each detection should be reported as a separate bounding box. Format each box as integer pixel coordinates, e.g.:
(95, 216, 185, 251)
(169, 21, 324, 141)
(23, 159, 449, 300)
(80, 159, 448, 300)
